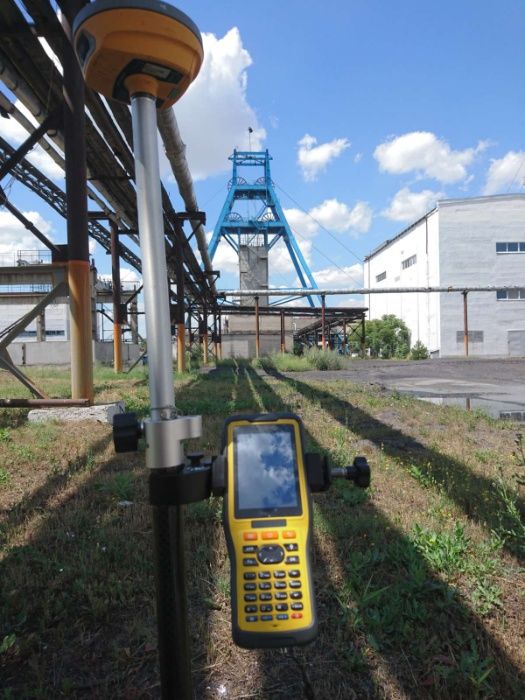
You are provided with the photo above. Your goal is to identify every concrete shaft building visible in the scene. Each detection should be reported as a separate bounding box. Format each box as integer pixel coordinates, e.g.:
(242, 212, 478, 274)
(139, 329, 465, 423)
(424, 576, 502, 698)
(364, 194, 525, 357)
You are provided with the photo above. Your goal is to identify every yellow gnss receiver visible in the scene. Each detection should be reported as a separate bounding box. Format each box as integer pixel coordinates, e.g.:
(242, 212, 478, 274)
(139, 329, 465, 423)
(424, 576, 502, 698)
(73, 0, 203, 109)
(222, 413, 318, 648)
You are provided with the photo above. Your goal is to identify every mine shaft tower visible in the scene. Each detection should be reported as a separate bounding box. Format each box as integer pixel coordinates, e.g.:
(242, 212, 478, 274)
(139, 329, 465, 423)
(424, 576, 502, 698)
(208, 150, 318, 306)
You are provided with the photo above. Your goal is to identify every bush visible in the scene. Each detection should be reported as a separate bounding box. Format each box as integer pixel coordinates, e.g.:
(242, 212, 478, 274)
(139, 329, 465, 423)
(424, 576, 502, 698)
(304, 347, 345, 370)
(410, 341, 429, 360)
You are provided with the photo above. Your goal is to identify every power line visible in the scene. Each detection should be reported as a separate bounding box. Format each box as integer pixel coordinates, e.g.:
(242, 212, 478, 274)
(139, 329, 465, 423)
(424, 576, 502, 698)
(274, 181, 364, 265)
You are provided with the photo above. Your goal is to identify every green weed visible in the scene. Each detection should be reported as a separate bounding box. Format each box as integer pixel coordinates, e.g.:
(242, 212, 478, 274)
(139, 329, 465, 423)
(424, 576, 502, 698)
(0, 467, 10, 487)
(96, 472, 135, 501)
(411, 523, 469, 576)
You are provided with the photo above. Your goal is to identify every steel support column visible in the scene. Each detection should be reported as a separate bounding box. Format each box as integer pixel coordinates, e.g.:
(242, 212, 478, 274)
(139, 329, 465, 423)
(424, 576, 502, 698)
(217, 311, 222, 360)
(361, 316, 366, 358)
(321, 295, 326, 350)
(280, 309, 285, 354)
(255, 295, 260, 358)
(202, 306, 208, 364)
(176, 255, 185, 373)
(111, 222, 123, 373)
(62, 1, 93, 401)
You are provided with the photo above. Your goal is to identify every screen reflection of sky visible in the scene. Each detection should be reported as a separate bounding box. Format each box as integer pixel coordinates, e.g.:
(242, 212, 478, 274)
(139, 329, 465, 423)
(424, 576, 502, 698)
(234, 425, 299, 513)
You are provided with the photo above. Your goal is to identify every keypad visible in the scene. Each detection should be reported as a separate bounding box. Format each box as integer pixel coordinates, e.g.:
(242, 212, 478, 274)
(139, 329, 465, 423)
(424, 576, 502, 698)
(239, 535, 306, 624)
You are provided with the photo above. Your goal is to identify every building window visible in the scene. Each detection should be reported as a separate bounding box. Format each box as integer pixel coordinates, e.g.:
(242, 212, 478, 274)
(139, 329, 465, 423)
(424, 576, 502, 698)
(456, 331, 484, 343)
(497, 288, 525, 300)
(401, 254, 417, 269)
(496, 241, 525, 253)
(376, 271, 386, 282)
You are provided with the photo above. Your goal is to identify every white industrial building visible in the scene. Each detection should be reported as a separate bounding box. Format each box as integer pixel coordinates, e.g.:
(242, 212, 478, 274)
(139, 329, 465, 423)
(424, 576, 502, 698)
(364, 194, 525, 357)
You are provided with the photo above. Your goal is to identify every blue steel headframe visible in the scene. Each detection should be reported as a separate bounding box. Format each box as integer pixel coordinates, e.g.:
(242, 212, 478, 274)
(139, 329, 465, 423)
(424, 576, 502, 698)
(208, 149, 319, 307)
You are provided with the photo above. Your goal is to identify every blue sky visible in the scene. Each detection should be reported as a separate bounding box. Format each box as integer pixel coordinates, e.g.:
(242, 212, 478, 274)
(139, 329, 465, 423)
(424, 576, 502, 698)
(1, 0, 524, 302)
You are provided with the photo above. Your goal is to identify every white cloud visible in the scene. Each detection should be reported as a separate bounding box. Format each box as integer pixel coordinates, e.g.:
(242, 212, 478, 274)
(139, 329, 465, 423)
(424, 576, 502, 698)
(310, 199, 372, 234)
(0, 102, 64, 181)
(374, 131, 488, 184)
(297, 133, 350, 181)
(283, 208, 319, 239)
(285, 199, 372, 239)
(168, 28, 266, 181)
(483, 151, 525, 195)
(382, 187, 443, 222)
(354, 153, 363, 163)
(0, 210, 54, 264)
(270, 239, 313, 276)
(313, 263, 363, 288)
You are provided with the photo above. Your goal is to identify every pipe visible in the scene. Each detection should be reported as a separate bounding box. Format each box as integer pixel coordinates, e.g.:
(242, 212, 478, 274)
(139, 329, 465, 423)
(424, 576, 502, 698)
(157, 109, 216, 294)
(0, 398, 90, 407)
(219, 285, 523, 297)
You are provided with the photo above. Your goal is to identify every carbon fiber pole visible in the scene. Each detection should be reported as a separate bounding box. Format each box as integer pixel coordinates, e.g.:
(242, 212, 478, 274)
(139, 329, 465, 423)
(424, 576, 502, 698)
(152, 506, 192, 697)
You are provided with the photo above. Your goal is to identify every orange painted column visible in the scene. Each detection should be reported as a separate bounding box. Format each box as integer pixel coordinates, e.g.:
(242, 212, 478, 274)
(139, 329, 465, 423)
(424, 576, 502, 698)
(68, 260, 94, 401)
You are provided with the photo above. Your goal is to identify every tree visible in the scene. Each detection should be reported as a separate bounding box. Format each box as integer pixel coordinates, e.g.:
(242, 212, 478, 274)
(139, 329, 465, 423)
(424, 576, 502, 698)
(365, 315, 410, 359)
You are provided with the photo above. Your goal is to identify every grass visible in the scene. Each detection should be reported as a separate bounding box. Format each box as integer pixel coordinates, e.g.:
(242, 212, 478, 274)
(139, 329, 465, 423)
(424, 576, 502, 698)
(253, 347, 347, 372)
(0, 362, 524, 698)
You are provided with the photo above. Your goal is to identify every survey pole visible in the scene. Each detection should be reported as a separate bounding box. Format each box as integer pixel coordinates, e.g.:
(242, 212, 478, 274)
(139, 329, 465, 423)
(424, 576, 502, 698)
(110, 221, 123, 373)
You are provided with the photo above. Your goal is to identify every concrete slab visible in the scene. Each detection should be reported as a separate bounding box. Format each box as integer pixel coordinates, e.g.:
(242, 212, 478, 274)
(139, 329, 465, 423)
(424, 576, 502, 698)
(28, 401, 125, 423)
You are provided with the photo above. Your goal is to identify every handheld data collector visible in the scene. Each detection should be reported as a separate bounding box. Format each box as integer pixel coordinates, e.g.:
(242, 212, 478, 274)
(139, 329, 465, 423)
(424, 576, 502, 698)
(222, 413, 318, 648)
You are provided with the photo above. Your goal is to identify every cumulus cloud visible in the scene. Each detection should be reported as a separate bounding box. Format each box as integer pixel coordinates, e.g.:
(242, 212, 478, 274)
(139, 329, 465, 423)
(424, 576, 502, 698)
(283, 208, 319, 239)
(297, 134, 350, 181)
(0, 105, 64, 181)
(313, 263, 363, 288)
(285, 199, 372, 239)
(168, 28, 266, 181)
(382, 187, 443, 222)
(0, 210, 54, 264)
(483, 151, 525, 195)
(270, 239, 313, 276)
(310, 199, 372, 234)
(374, 131, 488, 184)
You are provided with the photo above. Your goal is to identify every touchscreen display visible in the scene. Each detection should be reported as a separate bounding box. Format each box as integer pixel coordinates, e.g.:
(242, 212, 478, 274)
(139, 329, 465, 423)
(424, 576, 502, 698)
(233, 424, 301, 518)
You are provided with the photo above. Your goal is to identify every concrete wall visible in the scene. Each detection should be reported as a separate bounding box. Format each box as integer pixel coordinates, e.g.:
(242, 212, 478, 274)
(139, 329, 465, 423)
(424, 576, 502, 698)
(364, 195, 525, 357)
(239, 245, 268, 306)
(7, 340, 141, 366)
(364, 209, 441, 352)
(438, 196, 525, 356)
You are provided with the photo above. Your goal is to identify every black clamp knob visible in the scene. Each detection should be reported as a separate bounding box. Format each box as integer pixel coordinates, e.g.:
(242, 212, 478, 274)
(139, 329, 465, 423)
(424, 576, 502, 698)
(346, 456, 371, 488)
(113, 412, 142, 452)
(187, 452, 204, 468)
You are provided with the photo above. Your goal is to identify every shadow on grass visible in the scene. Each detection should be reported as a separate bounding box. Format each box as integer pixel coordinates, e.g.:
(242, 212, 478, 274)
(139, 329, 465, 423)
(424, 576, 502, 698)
(0, 372, 223, 697)
(235, 364, 525, 699)
(272, 369, 525, 565)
